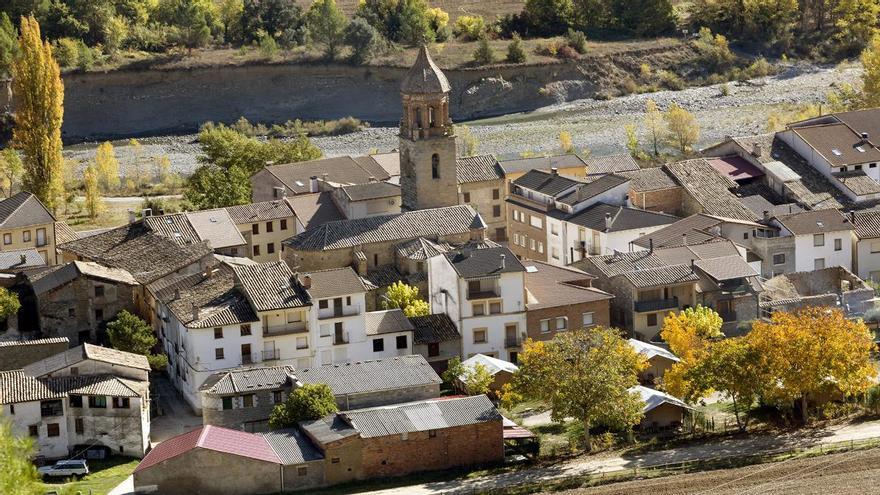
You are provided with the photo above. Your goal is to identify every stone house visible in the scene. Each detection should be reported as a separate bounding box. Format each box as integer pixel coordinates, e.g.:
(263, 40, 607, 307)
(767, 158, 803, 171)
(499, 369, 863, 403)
(621, 167, 684, 215)
(760, 266, 874, 318)
(250, 155, 393, 202)
(26, 261, 139, 345)
(522, 261, 613, 342)
(574, 251, 699, 341)
(330, 181, 402, 219)
(225, 200, 300, 262)
(457, 155, 508, 241)
(428, 246, 527, 363)
(23, 342, 151, 382)
(199, 355, 441, 432)
(766, 208, 854, 273)
(408, 313, 461, 373)
(0, 337, 70, 371)
(0, 192, 64, 266)
(663, 159, 762, 223)
(282, 204, 482, 273)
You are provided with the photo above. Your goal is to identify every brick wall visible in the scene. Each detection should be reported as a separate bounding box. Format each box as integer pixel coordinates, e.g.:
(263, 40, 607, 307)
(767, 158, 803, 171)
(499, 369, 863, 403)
(629, 187, 683, 215)
(507, 201, 548, 262)
(525, 300, 611, 341)
(358, 420, 503, 479)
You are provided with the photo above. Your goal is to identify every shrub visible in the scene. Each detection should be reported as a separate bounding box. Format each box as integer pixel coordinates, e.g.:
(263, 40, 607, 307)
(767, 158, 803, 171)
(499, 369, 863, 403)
(694, 27, 735, 71)
(719, 82, 730, 96)
(565, 29, 587, 54)
(745, 56, 773, 78)
(506, 33, 527, 63)
(536, 39, 563, 56)
(54, 38, 80, 69)
(76, 41, 96, 71)
(256, 29, 279, 58)
(454, 15, 486, 41)
(639, 62, 652, 79)
(473, 37, 495, 65)
(345, 17, 381, 64)
(557, 45, 579, 59)
(657, 69, 685, 90)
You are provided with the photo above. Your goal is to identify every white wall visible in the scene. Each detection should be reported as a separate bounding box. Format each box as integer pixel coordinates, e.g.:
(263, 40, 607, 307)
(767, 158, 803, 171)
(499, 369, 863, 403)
(5, 401, 69, 459)
(855, 236, 880, 280)
(567, 182, 630, 214)
(793, 231, 853, 272)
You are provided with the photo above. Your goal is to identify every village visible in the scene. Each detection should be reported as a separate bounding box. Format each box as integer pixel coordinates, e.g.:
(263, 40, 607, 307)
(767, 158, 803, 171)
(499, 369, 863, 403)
(5, 2, 880, 494)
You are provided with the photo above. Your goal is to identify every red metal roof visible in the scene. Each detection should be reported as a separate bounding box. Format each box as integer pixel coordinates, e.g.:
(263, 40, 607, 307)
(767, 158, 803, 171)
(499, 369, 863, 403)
(134, 425, 281, 473)
(707, 156, 765, 182)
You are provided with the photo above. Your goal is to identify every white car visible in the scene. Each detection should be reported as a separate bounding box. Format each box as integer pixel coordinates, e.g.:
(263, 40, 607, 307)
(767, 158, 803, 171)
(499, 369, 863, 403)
(37, 459, 89, 478)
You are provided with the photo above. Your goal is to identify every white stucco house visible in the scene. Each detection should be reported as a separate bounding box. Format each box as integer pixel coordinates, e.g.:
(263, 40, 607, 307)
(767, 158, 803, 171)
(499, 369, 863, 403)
(769, 209, 854, 273)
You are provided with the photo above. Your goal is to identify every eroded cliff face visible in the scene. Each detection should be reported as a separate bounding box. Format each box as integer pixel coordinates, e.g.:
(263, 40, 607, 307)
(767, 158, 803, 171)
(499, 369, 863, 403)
(22, 42, 697, 142)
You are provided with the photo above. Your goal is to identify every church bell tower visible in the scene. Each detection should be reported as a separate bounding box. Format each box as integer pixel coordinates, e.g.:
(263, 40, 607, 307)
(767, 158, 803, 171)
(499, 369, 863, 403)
(399, 45, 459, 211)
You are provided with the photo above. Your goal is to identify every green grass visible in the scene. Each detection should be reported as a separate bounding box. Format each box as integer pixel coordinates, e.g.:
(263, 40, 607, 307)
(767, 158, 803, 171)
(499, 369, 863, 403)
(41, 457, 138, 495)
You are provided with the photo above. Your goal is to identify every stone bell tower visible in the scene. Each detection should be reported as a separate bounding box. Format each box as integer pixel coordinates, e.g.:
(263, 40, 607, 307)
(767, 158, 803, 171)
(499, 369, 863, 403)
(399, 45, 459, 211)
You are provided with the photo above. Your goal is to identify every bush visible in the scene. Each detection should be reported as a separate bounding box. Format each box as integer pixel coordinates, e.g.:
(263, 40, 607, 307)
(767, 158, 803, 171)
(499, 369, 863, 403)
(473, 37, 495, 65)
(256, 29, 279, 58)
(694, 27, 735, 71)
(54, 38, 80, 69)
(536, 39, 563, 56)
(657, 69, 685, 90)
(507, 33, 527, 63)
(719, 82, 730, 96)
(557, 45, 579, 59)
(345, 17, 381, 64)
(454, 15, 486, 41)
(745, 56, 773, 78)
(565, 29, 587, 54)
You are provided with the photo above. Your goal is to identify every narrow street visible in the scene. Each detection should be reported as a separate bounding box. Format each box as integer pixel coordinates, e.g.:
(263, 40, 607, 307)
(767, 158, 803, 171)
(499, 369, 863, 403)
(149, 373, 203, 446)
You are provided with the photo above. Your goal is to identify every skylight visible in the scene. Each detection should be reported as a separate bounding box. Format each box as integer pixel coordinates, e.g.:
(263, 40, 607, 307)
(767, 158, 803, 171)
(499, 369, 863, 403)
(857, 146, 866, 153)
(832, 149, 843, 156)
(295, 181, 305, 187)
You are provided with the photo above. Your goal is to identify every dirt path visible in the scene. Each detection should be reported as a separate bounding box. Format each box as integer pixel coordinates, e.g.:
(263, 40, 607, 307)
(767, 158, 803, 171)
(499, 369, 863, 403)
(358, 418, 880, 495)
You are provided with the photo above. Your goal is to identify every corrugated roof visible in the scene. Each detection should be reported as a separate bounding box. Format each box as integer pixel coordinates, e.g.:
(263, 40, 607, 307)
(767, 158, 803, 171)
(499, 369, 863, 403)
(297, 355, 441, 395)
(0, 337, 69, 348)
(0, 248, 46, 270)
(285, 205, 477, 251)
(300, 415, 359, 445)
(364, 309, 415, 335)
(258, 428, 324, 465)
(134, 426, 281, 473)
(632, 385, 692, 413)
(461, 354, 518, 376)
(628, 339, 679, 363)
(340, 395, 501, 439)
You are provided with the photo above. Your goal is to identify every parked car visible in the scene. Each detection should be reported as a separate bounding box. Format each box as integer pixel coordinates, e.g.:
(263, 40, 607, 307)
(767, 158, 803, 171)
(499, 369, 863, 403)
(37, 459, 89, 478)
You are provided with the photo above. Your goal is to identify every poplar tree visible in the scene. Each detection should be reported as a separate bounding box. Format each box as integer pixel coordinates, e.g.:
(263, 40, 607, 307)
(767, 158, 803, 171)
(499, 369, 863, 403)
(83, 164, 103, 220)
(95, 141, 120, 192)
(11, 16, 64, 212)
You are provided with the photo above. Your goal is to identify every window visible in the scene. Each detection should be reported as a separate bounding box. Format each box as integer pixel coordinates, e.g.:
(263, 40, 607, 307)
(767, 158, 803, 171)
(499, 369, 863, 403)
(513, 233, 519, 245)
(252, 224, 259, 235)
(41, 400, 63, 417)
(556, 317, 567, 331)
(463, 192, 471, 202)
(70, 395, 82, 408)
(773, 253, 785, 265)
(240, 324, 251, 336)
(7, 404, 12, 415)
(551, 224, 558, 236)
(280, 219, 288, 230)
(530, 216, 543, 229)
(373, 338, 384, 352)
(493, 189, 500, 200)
(429, 429, 438, 438)
(287, 312, 302, 323)
(215, 348, 225, 360)
(22, 230, 30, 242)
(47, 423, 60, 437)
(267, 243, 275, 254)
(872, 240, 880, 254)
(512, 210, 520, 222)
(814, 233, 825, 247)
(88, 396, 107, 409)
(331, 458, 340, 464)
(540, 319, 550, 333)
(346, 296, 351, 305)
(266, 221, 274, 233)
(2, 233, 9, 244)
(489, 301, 502, 314)
(94, 285, 104, 297)
(298, 467, 308, 476)
(582, 312, 594, 327)
(872, 163, 878, 168)
(95, 308, 103, 320)
(214, 327, 223, 339)
(36, 228, 46, 247)
(242, 394, 255, 408)
(273, 391, 283, 404)
(222, 397, 233, 410)
(530, 239, 536, 250)
(396, 335, 408, 349)
(75, 418, 84, 434)
(814, 258, 826, 270)
(472, 303, 485, 316)
(431, 154, 440, 179)
(834, 238, 842, 251)
(856, 164, 863, 171)
(551, 247, 560, 260)
(253, 244, 261, 256)
(473, 328, 487, 343)
(319, 300, 329, 309)
(647, 313, 658, 327)
(743, 232, 749, 240)
(493, 205, 501, 217)
(68, 308, 75, 317)
(296, 336, 308, 349)
(428, 342, 440, 357)
(112, 397, 130, 409)
(28, 425, 38, 437)
(538, 242, 544, 254)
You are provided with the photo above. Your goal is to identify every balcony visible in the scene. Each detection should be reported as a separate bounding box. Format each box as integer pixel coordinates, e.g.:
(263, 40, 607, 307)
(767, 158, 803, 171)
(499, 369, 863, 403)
(264, 322, 308, 336)
(505, 337, 520, 348)
(467, 290, 500, 300)
(262, 349, 280, 361)
(633, 297, 679, 313)
(318, 305, 361, 320)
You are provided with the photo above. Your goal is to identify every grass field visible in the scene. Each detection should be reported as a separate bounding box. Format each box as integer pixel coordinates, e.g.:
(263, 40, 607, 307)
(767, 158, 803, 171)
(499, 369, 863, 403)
(41, 457, 138, 495)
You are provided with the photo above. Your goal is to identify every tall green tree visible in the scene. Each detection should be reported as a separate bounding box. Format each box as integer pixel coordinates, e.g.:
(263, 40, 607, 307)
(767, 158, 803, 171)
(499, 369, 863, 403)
(106, 310, 167, 370)
(523, 0, 574, 36)
(0, 148, 23, 197)
(0, 416, 41, 495)
(344, 17, 380, 64)
(0, 287, 20, 321)
(508, 326, 646, 451)
(0, 13, 18, 77)
(307, 0, 347, 59)
(12, 16, 65, 212)
(269, 383, 338, 429)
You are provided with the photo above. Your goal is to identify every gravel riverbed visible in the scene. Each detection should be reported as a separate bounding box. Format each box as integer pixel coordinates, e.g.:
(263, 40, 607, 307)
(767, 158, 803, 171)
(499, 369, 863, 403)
(63, 62, 860, 175)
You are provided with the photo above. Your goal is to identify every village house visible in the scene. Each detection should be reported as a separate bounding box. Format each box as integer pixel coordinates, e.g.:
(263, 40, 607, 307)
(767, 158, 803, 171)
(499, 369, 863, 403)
(285, 191, 346, 231)
(662, 159, 762, 222)
(574, 251, 699, 341)
(849, 209, 880, 281)
(633, 385, 691, 429)
(427, 246, 527, 362)
(199, 355, 441, 431)
(522, 261, 613, 341)
(25, 261, 139, 345)
(620, 167, 683, 215)
(330, 180, 402, 219)
(498, 154, 589, 180)
(0, 337, 70, 372)
(144, 209, 247, 257)
(408, 313, 462, 372)
(762, 208, 854, 274)
(457, 155, 508, 241)
(23, 342, 151, 382)
(133, 395, 503, 494)
(0, 192, 67, 266)
(225, 200, 301, 262)
(631, 213, 762, 253)
(250, 154, 394, 202)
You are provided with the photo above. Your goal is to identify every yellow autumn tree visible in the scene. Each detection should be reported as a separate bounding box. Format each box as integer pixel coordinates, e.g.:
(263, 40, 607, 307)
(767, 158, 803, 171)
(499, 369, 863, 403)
(664, 103, 700, 155)
(644, 99, 663, 156)
(11, 16, 64, 212)
(659, 305, 722, 398)
(559, 131, 574, 154)
(748, 307, 876, 422)
(95, 141, 120, 192)
(860, 34, 880, 109)
(83, 164, 103, 220)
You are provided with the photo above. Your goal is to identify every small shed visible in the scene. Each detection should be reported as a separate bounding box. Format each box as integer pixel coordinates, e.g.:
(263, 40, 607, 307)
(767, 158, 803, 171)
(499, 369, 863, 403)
(632, 385, 692, 429)
(460, 354, 519, 394)
(628, 339, 680, 385)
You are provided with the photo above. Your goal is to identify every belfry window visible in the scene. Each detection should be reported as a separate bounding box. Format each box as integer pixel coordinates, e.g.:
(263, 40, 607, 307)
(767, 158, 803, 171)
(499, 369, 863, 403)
(432, 154, 440, 179)
(429, 107, 436, 127)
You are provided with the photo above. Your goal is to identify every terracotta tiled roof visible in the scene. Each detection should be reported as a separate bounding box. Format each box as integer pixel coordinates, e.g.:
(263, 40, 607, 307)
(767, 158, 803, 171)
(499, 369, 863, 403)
(584, 154, 640, 175)
(151, 265, 258, 329)
(225, 200, 295, 224)
(409, 314, 461, 344)
(0, 370, 141, 404)
(523, 261, 612, 310)
(852, 209, 880, 238)
(303, 267, 367, 299)
(775, 208, 853, 235)
(664, 159, 759, 222)
(456, 155, 504, 184)
(341, 181, 400, 201)
(23, 343, 150, 377)
(364, 309, 415, 335)
(620, 167, 679, 192)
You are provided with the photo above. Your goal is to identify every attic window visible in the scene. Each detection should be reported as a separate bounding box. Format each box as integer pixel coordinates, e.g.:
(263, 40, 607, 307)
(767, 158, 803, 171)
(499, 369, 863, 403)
(832, 149, 843, 156)
(295, 181, 305, 187)
(817, 221, 824, 227)
(857, 146, 866, 153)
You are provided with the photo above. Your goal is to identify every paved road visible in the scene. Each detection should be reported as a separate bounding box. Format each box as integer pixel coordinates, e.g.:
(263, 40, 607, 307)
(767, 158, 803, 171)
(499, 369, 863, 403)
(149, 373, 203, 446)
(361, 419, 880, 495)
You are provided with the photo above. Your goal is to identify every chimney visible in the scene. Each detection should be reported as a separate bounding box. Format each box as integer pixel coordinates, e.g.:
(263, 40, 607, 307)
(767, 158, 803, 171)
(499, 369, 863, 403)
(19, 254, 26, 264)
(309, 176, 318, 193)
(850, 210, 855, 223)
(649, 238, 654, 253)
(604, 212, 613, 231)
(302, 274, 312, 289)
(752, 143, 763, 157)
(500, 254, 506, 270)
(322, 173, 329, 182)
(691, 258, 695, 273)
(368, 176, 376, 183)
(461, 246, 472, 259)
(142, 208, 152, 218)
(551, 167, 559, 175)
(128, 209, 136, 224)
(174, 288, 181, 300)
(681, 232, 687, 246)
(191, 303, 200, 322)
(862, 132, 870, 141)
(763, 210, 770, 221)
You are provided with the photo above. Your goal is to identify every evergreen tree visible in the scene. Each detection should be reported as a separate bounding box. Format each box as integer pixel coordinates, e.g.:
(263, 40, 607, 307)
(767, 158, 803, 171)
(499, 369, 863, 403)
(0, 13, 17, 77)
(344, 17, 381, 64)
(12, 16, 65, 213)
(506, 33, 526, 63)
(307, 0, 348, 59)
(0, 417, 41, 495)
(473, 37, 495, 65)
(269, 383, 338, 429)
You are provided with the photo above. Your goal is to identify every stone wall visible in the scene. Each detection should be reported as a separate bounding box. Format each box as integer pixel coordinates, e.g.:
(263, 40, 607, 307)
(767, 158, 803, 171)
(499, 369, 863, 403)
(629, 187, 683, 215)
(281, 460, 325, 492)
(133, 447, 281, 495)
(36, 277, 137, 345)
(338, 383, 440, 410)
